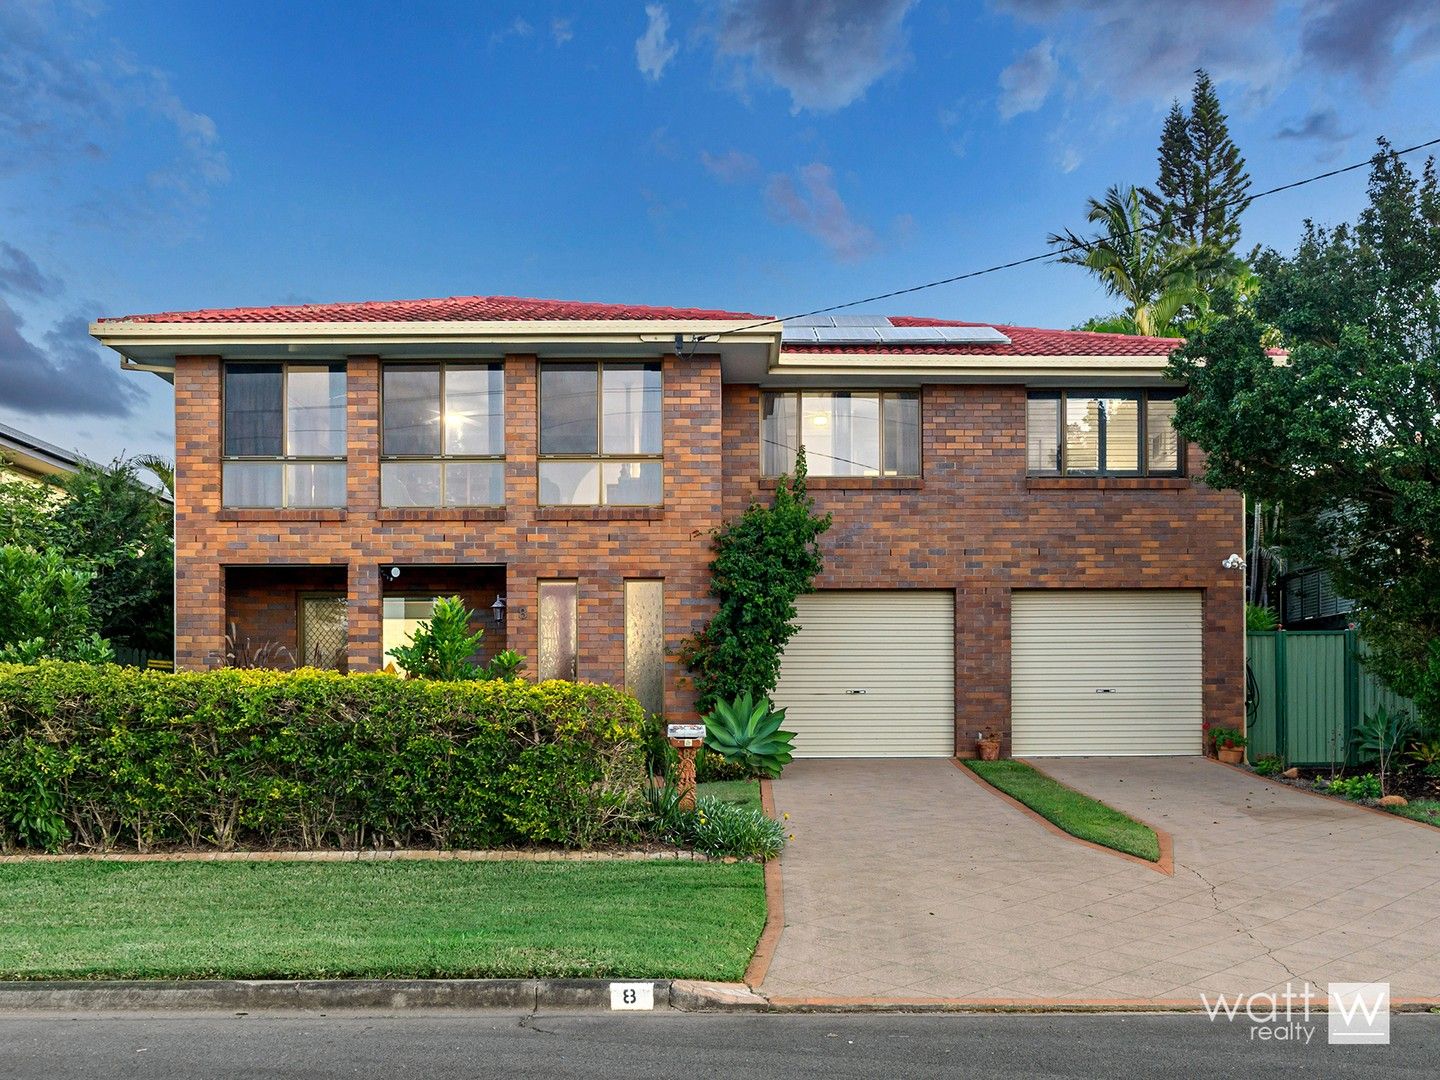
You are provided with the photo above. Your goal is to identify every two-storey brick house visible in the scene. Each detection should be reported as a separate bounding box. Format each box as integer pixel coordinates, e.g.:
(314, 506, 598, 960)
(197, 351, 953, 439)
(91, 295, 1244, 757)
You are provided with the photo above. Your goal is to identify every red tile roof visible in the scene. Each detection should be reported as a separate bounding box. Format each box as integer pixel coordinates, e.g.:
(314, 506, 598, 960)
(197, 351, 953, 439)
(785, 316, 1180, 357)
(95, 294, 1182, 357)
(97, 294, 767, 324)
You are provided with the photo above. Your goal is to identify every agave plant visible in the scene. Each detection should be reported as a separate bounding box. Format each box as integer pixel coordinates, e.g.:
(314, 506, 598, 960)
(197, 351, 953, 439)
(703, 691, 796, 778)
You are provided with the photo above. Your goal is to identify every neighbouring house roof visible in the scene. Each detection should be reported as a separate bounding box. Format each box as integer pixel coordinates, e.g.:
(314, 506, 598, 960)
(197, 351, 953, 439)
(0, 420, 87, 482)
(95, 294, 768, 324)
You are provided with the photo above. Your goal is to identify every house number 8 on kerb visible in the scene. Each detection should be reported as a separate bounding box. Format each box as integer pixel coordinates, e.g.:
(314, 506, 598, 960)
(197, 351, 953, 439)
(609, 982, 655, 1010)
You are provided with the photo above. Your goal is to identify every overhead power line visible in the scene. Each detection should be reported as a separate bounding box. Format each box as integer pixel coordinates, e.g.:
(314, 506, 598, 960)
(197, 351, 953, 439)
(695, 134, 1440, 344)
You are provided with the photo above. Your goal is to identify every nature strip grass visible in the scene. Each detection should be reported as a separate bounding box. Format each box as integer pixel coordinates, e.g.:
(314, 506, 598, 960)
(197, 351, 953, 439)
(963, 760, 1162, 862)
(0, 859, 765, 982)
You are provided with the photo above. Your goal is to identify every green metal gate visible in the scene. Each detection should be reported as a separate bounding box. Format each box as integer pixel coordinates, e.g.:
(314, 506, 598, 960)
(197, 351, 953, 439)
(1246, 630, 1415, 767)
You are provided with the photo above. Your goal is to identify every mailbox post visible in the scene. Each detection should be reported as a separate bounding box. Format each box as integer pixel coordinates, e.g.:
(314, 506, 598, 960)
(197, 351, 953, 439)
(666, 724, 706, 810)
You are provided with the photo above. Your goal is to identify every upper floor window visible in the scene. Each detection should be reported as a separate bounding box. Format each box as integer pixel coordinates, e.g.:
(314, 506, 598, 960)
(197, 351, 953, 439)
(381, 363, 504, 507)
(223, 362, 346, 507)
(538, 362, 662, 505)
(1026, 390, 1182, 477)
(761, 390, 920, 477)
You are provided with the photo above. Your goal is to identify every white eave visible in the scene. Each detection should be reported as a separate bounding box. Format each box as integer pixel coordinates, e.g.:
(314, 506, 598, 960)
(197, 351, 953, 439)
(90, 318, 784, 378)
(769, 350, 1182, 384)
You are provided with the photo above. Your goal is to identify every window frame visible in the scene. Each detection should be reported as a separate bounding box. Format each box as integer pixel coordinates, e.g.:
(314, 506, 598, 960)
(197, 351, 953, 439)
(1027, 388, 1185, 478)
(759, 389, 922, 479)
(222, 361, 348, 508)
(379, 361, 506, 508)
(537, 361, 664, 506)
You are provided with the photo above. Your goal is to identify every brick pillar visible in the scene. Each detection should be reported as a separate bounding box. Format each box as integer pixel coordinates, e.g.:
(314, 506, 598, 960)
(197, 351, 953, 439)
(173, 355, 227, 669)
(504, 356, 540, 669)
(955, 585, 1011, 756)
(347, 355, 380, 516)
(347, 561, 381, 672)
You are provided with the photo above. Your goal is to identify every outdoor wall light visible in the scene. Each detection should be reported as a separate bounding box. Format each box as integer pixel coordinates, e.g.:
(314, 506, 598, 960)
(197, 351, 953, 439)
(491, 596, 507, 623)
(387, 565, 402, 580)
(1222, 553, 1246, 571)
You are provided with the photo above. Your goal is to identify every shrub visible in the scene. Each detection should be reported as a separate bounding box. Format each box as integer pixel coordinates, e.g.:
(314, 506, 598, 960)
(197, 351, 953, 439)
(644, 786, 785, 860)
(0, 546, 114, 664)
(1252, 754, 1284, 776)
(1352, 705, 1416, 796)
(1323, 773, 1382, 800)
(1245, 604, 1279, 631)
(0, 662, 646, 853)
(703, 692, 795, 778)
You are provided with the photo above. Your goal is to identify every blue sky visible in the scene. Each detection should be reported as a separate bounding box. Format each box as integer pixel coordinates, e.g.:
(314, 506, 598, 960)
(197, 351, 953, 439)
(3, 0, 1440, 463)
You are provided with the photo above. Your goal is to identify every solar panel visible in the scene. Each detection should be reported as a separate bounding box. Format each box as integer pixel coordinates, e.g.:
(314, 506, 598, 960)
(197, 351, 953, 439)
(778, 316, 1013, 346)
(811, 326, 882, 343)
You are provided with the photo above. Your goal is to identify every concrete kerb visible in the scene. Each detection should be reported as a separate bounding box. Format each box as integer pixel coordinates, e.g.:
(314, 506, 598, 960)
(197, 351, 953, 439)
(1, 980, 1434, 1014)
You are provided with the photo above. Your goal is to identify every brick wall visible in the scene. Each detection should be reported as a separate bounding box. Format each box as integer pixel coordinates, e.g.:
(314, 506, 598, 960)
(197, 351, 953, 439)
(173, 353, 723, 720)
(721, 383, 1245, 750)
(173, 357, 1243, 742)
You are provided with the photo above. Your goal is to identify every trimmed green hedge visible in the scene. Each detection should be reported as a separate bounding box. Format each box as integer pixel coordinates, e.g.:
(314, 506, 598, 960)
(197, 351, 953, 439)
(0, 663, 646, 853)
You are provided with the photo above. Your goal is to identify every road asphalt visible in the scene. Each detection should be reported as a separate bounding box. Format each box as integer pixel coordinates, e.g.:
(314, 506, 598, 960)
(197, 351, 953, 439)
(2, 1010, 1437, 1078)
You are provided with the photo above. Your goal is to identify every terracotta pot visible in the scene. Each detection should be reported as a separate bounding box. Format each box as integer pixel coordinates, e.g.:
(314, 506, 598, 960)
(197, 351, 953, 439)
(977, 739, 1002, 762)
(1218, 746, 1244, 765)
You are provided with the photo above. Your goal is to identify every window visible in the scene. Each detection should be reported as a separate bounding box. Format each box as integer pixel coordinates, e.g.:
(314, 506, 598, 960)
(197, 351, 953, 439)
(538, 581, 578, 680)
(381, 363, 504, 507)
(382, 596, 436, 674)
(761, 391, 920, 477)
(538, 363, 662, 505)
(1026, 390, 1183, 476)
(223, 362, 347, 507)
(299, 594, 347, 670)
(624, 580, 664, 716)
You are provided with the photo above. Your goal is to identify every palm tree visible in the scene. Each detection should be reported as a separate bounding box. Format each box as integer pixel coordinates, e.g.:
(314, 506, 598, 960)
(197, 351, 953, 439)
(132, 454, 175, 499)
(1048, 185, 1201, 337)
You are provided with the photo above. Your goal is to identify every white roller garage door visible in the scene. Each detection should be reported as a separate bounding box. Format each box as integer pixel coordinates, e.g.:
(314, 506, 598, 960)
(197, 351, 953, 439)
(773, 591, 955, 758)
(1011, 590, 1203, 756)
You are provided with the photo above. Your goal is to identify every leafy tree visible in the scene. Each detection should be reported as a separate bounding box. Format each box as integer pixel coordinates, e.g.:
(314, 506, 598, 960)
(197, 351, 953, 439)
(681, 449, 832, 714)
(0, 545, 114, 663)
(1167, 141, 1440, 722)
(51, 460, 174, 651)
(1048, 185, 1200, 337)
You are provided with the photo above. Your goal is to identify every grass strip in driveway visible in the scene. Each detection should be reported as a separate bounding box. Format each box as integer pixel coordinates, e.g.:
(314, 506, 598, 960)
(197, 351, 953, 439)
(964, 760, 1161, 862)
(0, 859, 765, 982)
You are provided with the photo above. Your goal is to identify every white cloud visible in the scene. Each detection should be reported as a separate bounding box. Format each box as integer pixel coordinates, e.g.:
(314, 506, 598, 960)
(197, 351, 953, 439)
(765, 162, 875, 260)
(636, 4, 679, 82)
(700, 148, 760, 183)
(998, 39, 1057, 119)
(711, 0, 917, 112)
(551, 17, 574, 46)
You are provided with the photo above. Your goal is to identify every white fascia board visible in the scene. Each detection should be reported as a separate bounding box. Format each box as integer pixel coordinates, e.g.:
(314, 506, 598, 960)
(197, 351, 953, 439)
(775, 351, 1176, 378)
(90, 319, 778, 347)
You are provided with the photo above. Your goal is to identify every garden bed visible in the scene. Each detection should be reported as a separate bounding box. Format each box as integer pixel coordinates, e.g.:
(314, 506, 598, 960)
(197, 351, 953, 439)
(1247, 763, 1440, 828)
(0, 859, 766, 981)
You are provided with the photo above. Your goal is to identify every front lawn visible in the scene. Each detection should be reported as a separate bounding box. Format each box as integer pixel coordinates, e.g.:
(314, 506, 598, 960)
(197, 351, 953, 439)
(0, 859, 765, 981)
(965, 760, 1162, 862)
(1385, 798, 1440, 828)
(696, 779, 764, 812)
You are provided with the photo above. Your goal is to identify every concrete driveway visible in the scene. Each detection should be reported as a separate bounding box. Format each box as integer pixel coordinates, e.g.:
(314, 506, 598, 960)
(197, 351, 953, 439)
(762, 757, 1440, 1003)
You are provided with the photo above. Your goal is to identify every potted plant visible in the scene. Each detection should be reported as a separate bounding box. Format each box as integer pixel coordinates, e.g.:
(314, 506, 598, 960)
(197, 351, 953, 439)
(1210, 727, 1247, 765)
(976, 728, 1003, 761)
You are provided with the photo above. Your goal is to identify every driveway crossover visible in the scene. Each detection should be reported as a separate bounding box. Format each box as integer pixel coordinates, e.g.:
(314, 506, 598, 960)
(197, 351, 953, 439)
(762, 757, 1440, 1003)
